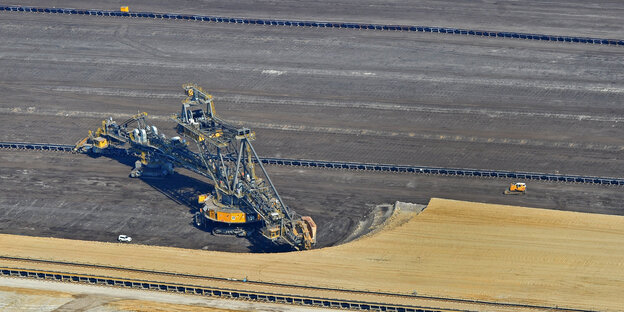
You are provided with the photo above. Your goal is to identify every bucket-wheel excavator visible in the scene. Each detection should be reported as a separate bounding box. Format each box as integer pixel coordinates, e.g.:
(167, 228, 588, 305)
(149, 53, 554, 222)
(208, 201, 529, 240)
(74, 84, 317, 251)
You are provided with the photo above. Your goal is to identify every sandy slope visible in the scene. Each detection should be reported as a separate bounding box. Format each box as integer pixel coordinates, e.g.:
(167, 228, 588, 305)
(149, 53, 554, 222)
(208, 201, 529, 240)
(1, 198, 623, 311)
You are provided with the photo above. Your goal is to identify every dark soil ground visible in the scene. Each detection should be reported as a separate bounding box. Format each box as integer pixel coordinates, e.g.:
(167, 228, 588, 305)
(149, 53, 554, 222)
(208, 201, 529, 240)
(0, 4, 622, 252)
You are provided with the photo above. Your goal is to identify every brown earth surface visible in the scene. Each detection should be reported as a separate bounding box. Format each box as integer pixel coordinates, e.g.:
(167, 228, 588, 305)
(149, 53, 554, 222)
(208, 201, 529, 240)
(2, 198, 624, 311)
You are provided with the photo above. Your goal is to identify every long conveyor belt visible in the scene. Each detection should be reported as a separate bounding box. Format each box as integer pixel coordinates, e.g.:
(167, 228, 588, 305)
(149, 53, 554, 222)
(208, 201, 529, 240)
(1, 5, 622, 47)
(1, 141, 622, 186)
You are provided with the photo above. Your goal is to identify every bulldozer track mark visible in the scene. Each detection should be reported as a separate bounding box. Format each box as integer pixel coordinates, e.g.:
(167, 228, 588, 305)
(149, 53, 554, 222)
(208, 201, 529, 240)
(2, 51, 624, 95)
(1, 141, 622, 186)
(2, 107, 622, 152)
(5, 83, 624, 122)
(237, 121, 624, 152)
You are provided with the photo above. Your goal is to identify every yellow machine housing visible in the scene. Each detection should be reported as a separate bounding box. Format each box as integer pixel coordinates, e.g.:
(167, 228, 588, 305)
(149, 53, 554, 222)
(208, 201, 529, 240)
(504, 182, 526, 195)
(94, 137, 108, 149)
(199, 195, 260, 224)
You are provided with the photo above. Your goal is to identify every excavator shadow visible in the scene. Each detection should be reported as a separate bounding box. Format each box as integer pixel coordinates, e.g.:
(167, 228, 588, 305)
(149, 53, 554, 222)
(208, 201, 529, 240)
(194, 220, 294, 253)
(97, 152, 212, 214)
(245, 232, 294, 253)
(96, 151, 295, 252)
(139, 172, 212, 214)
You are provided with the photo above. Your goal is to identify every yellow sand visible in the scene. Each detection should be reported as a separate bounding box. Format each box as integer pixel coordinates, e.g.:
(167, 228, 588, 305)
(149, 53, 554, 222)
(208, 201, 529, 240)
(1, 198, 623, 311)
(108, 300, 244, 312)
(0, 285, 73, 298)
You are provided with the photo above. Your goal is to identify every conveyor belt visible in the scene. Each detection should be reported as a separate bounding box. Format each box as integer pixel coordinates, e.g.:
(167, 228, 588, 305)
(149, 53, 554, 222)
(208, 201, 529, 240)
(0, 266, 448, 312)
(1, 5, 622, 46)
(0, 141, 622, 185)
(0, 263, 596, 312)
(260, 157, 624, 186)
(0, 141, 74, 152)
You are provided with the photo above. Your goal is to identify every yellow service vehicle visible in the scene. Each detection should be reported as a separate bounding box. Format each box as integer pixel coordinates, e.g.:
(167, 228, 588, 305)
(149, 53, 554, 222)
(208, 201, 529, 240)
(504, 182, 526, 195)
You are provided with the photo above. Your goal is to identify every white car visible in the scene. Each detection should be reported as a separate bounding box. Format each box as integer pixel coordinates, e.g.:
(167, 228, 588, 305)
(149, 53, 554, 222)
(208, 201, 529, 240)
(118, 235, 132, 242)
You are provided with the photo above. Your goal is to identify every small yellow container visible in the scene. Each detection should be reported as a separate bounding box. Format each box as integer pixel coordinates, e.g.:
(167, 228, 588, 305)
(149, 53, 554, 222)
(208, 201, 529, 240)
(120, 6, 129, 13)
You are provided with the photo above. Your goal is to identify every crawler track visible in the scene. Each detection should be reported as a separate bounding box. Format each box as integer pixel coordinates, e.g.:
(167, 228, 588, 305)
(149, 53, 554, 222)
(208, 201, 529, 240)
(1, 5, 622, 46)
(1, 141, 622, 186)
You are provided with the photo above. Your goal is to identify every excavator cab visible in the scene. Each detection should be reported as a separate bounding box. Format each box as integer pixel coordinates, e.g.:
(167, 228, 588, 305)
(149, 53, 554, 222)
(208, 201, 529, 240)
(267, 227, 281, 239)
(504, 182, 526, 195)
